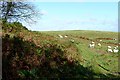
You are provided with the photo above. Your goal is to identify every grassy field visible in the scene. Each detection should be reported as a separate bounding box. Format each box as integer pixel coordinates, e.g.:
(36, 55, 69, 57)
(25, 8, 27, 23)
(40, 30, 119, 73)
(2, 29, 120, 79)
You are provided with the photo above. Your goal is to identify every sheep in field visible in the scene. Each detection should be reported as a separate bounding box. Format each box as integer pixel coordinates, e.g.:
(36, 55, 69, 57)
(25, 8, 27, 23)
(107, 46, 112, 49)
(89, 44, 95, 48)
(64, 35, 68, 38)
(58, 35, 63, 38)
(107, 46, 113, 53)
(113, 48, 119, 53)
(107, 48, 113, 53)
(113, 46, 119, 53)
(98, 43, 101, 47)
(89, 41, 95, 48)
(100, 40, 102, 42)
(70, 39, 75, 43)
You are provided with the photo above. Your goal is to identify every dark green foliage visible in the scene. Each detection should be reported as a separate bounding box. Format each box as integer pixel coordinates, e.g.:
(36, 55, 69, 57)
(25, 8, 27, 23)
(2, 21, 28, 33)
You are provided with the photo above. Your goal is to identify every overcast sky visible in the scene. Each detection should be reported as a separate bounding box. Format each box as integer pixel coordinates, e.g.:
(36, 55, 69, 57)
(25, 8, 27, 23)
(22, 1, 118, 32)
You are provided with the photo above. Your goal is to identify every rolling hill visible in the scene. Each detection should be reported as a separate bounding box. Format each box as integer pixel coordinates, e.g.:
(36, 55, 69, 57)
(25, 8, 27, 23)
(2, 24, 120, 79)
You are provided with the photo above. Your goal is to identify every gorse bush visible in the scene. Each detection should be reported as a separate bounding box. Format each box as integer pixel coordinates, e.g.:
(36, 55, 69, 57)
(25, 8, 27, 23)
(2, 21, 28, 33)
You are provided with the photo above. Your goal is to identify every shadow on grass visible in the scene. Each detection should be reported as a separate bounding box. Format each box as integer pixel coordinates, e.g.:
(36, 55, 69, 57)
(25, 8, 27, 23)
(2, 34, 119, 80)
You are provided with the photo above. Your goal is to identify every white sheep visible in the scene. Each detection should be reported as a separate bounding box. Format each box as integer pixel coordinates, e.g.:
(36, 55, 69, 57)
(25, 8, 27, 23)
(70, 39, 75, 43)
(91, 41, 95, 44)
(113, 49, 119, 53)
(107, 48, 113, 53)
(107, 46, 113, 52)
(58, 35, 63, 38)
(89, 43, 95, 48)
(98, 43, 101, 46)
(116, 46, 118, 48)
(64, 35, 68, 38)
(113, 46, 119, 53)
(100, 40, 102, 42)
(89, 41, 95, 48)
(107, 46, 112, 49)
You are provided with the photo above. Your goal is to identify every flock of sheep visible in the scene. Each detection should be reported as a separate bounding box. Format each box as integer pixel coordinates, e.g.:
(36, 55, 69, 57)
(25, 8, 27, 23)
(89, 40, 119, 53)
(58, 34, 68, 38)
(58, 34, 119, 53)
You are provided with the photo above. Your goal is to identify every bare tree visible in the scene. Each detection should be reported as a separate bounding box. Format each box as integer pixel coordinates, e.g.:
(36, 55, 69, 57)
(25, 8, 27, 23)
(0, 0, 39, 23)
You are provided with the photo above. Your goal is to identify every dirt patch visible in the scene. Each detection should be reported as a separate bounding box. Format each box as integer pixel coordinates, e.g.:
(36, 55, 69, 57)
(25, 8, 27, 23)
(96, 38, 114, 40)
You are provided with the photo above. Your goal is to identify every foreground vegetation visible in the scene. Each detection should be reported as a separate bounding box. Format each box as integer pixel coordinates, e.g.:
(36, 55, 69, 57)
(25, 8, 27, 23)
(2, 22, 120, 79)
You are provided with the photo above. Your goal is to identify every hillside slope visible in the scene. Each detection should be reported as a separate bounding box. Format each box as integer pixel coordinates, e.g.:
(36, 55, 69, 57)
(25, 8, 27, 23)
(2, 24, 120, 79)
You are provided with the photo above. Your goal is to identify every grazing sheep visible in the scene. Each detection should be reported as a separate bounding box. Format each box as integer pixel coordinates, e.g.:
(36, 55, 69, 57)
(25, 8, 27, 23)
(116, 46, 118, 48)
(58, 35, 63, 38)
(64, 35, 68, 38)
(70, 39, 75, 43)
(113, 46, 119, 53)
(107, 46, 113, 52)
(98, 43, 101, 46)
(89, 41, 95, 48)
(100, 40, 102, 42)
(113, 49, 119, 53)
(108, 46, 112, 48)
(89, 43, 95, 48)
(91, 41, 95, 44)
(107, 48, 113, 53)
